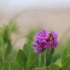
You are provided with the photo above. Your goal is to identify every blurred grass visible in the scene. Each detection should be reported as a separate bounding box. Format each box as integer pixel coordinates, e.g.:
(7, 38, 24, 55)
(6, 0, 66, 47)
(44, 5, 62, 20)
(0, 21, 19, 69)
(26, 29, 41, 45)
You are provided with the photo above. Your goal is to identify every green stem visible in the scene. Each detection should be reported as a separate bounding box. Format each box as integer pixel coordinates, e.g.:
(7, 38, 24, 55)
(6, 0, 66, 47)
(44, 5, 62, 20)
(46, 49, 49, 66)
(44, 50, 46, 66)
(38, 54, 41, 67)
(46, 48, 54, 66)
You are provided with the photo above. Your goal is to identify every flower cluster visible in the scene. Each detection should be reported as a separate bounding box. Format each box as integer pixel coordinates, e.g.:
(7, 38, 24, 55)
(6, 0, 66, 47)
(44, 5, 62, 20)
(32, 30, 58, 54)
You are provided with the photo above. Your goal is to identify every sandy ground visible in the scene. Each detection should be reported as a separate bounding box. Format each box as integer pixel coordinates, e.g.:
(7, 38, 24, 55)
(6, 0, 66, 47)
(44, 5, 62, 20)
(0, 9, 70, 49)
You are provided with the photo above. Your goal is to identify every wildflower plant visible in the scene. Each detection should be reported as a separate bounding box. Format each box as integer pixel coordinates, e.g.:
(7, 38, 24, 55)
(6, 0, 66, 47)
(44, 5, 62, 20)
(2, 29, 70, 70)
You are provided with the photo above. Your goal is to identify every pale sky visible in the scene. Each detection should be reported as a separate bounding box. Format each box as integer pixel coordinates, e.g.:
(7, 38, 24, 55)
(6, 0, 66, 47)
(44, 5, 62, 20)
(0, 0, 70, 12)
(0, 0, 70, 21)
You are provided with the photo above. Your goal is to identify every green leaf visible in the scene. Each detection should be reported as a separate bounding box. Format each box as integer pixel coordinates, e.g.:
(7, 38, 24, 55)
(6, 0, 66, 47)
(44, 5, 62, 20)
(36, 67, 49, 70)
(7, 49, 17, 61)
(55, 58, 61, 67)
(26, 52, 38, 69)
(5, 40, 12, 58)
(46, 49, 54, 66)
(61, 47, 69, 64)
(23, 44, 33, 57)
(16, 49, 27, 68)
(9, 62, 23, 70)
(62, 56, 70, 70)
(2, 62, 9, 70)
(2, 26, 9, 43)
(49, 64, 60, 70)
(53, 51, 61, 62)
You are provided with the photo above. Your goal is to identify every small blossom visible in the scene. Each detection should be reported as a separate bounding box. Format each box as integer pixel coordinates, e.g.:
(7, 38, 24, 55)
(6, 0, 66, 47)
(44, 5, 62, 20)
(32, 30, 58, 54)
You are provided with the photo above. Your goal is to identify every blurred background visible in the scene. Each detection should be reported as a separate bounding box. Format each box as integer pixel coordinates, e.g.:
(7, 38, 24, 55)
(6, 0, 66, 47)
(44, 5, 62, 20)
(0, 0, 70, 49)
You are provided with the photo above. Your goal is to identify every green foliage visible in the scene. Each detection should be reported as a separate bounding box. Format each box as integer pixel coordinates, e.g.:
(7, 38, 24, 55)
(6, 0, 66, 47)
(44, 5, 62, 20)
(55, 59, 61, 67)
(23, 44, 34, 57)
(66, 39, 70, 53)
(5, 40, 12, 59)
(62, 56, 70, 70)
(8, 21, 19, 34)
(2, 62, 9, 70)
(46, 49, 54, 66)
(9, 62, 23, 70)
(49, 64, 60, 70)
(0, 21, 19, 69)
(26, 30, 37, 45)
(36, 67, 49, 70)
(3, 62, 23, 70)
(26, 52, 38, 69)
(61, 47, 69, 64)
(1, 21, 70, 70)
(16, 49, 27, 68)
(26, 29, 41, 45)
(53, 51, 61, 62)
(41, 52, 45, 66)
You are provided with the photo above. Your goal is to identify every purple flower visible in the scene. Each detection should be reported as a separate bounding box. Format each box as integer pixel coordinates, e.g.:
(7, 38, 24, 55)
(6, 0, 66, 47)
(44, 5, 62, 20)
(32, 30, 58, 54)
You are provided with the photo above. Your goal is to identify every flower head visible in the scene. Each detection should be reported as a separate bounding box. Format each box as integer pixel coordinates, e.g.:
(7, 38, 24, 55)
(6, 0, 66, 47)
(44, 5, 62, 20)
(32, 30, 58, 54)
